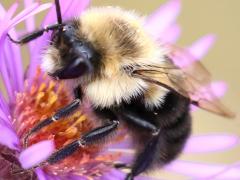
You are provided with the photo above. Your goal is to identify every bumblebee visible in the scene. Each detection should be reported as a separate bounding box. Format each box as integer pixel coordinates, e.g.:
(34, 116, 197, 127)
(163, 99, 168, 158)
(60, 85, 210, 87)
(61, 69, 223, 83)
(8, 1, 234, 179)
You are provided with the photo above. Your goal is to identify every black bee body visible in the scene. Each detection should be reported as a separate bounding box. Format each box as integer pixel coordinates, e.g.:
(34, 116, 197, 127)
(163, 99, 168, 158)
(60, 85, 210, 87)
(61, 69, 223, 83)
(94, 91, 191, 179)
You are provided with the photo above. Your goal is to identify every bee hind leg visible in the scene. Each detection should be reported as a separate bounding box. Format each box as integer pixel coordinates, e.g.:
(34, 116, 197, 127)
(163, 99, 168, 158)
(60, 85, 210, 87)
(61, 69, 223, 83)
(125, 134, 160, 180)
(118, 110, 160, 180)
(23, 86, 82, 148)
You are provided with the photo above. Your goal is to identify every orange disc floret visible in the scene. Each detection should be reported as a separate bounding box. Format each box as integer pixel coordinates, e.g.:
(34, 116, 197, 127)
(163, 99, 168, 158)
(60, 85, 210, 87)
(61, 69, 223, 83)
(13, 68, 123, 178)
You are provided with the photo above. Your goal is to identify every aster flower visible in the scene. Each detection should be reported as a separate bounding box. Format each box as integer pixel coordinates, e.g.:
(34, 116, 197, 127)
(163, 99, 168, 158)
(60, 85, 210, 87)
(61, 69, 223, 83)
(0, 0, 239, 180)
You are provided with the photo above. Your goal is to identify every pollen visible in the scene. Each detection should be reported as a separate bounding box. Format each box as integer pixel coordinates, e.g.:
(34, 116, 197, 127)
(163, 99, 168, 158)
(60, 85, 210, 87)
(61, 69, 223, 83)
(13, 68, 122, 178)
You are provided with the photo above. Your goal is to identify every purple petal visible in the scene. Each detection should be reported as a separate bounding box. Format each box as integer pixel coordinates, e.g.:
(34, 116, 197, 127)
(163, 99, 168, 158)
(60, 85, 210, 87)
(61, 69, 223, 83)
(204, 163, 240, 180)
(183, 134, 239, 153)
(145, 0, 181, 39)
(0, 47, 14, 101)
(8, 3, 52, 31)
(24, 0, 37, 60)
(166, 160, 240, 179)
(24, 0, 35, 31)
(159, 23, 181, 43)
(188, 34, 216, 60)
(19, 140, 55, 169)
(61, 0, 90, 20)
(210, 81, 227, 98)
(5, 3, 38, 30)
(0, 124, 19, 150)
(0, 93, 10, 122)
(101, 169, 125, 180)
(0, 111, 10, 125)
(136, 176, 163, 180)
(35, 168, 48, 180)
(5, 2, 18, 20)
(3, 37, 24, 92)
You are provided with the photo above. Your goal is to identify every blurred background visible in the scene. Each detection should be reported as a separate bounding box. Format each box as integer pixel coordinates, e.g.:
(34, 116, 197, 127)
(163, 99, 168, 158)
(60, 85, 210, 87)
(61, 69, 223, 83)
(1, 0, 240, 179)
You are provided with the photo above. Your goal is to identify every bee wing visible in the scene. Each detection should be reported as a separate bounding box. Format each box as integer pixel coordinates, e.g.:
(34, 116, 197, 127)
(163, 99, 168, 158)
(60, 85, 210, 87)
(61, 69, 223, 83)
(132, 45, 235, 118)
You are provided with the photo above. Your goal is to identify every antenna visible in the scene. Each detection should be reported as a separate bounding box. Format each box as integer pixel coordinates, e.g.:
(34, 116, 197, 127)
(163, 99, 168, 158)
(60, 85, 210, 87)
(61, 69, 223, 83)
(55, 0, 62, 24)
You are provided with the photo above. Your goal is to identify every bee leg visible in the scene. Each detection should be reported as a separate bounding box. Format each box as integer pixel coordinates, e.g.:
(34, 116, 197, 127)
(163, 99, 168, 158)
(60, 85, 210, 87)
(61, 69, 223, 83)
(114, 162, 131, 169)
(119, 110, 160, 135)
(118, 110, 160, 180)
(45, 120, 119, 164)
(23, 86, 82, 147)
(125, 134, 160, 180)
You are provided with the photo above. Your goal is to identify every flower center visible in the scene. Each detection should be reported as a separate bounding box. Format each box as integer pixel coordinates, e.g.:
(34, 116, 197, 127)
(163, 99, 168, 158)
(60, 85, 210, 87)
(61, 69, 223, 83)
(13, 68, 122, 178)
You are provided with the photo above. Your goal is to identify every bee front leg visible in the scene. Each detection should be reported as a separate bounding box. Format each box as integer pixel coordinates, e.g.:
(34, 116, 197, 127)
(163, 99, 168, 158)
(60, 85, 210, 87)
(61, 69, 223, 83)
(44, 119, 119, 164)
(23, 86, 82, 147)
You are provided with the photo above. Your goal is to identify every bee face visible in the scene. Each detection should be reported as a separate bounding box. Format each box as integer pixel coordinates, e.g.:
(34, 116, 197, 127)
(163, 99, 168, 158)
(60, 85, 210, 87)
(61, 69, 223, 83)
(42, 22, 101, 80)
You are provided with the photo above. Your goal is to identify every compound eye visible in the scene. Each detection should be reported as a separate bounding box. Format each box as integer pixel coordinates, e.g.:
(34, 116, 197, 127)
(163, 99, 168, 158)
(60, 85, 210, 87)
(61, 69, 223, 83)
(50, 30, 60, 45)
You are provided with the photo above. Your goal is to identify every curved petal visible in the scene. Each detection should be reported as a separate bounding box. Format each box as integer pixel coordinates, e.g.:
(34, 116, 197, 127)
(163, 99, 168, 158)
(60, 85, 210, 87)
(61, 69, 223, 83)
(165, 160, 240, 179)
(0, 124, 19, 150)
(188, 34, 216, 60)
(7, 3, 52, 31)
(24, 0, 35, 32)
(145, 0, 181, 39)
(183, 134, 239, 153)
(19, 140, 55, 169)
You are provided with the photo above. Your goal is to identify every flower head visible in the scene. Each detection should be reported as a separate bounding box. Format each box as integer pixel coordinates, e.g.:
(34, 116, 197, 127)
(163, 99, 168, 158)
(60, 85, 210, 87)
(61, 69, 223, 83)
(0, 0, 239, 180)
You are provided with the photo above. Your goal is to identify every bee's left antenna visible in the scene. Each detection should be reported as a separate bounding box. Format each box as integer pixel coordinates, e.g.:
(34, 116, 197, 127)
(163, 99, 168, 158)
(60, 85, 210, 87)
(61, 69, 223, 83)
(7, 0, 64, 44)
(55, 0, 62, 25)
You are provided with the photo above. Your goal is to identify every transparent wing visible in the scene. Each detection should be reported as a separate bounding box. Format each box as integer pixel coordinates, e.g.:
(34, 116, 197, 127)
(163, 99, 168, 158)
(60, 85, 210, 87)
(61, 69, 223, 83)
(131, 45, 235, 118)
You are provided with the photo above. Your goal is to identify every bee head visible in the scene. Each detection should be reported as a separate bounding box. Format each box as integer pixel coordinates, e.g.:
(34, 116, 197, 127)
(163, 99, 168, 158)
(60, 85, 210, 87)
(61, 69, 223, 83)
(44, 22, 101, 80)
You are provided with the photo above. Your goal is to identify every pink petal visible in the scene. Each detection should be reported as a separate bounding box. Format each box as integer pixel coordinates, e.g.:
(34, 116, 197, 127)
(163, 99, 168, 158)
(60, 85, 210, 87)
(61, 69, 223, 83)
(0, 124, 19, 150)
(188, 34, 216, 60)
(145, 0, 181, 39)
(19, 140, 55, 169)
(183, 134, 239, 153)
(166, 160, 240, 179)
(159, 23, 181, 43)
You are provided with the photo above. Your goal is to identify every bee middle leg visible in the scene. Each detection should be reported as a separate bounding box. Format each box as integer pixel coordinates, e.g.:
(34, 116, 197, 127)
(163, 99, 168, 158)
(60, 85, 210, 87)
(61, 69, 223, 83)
(23, 86, 82, 147)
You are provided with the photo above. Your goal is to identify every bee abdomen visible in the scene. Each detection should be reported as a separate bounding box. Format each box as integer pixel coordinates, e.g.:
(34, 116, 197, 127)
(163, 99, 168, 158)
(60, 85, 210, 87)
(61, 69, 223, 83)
(158, 111, 191, 164)
(153, 93, 191, 165)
